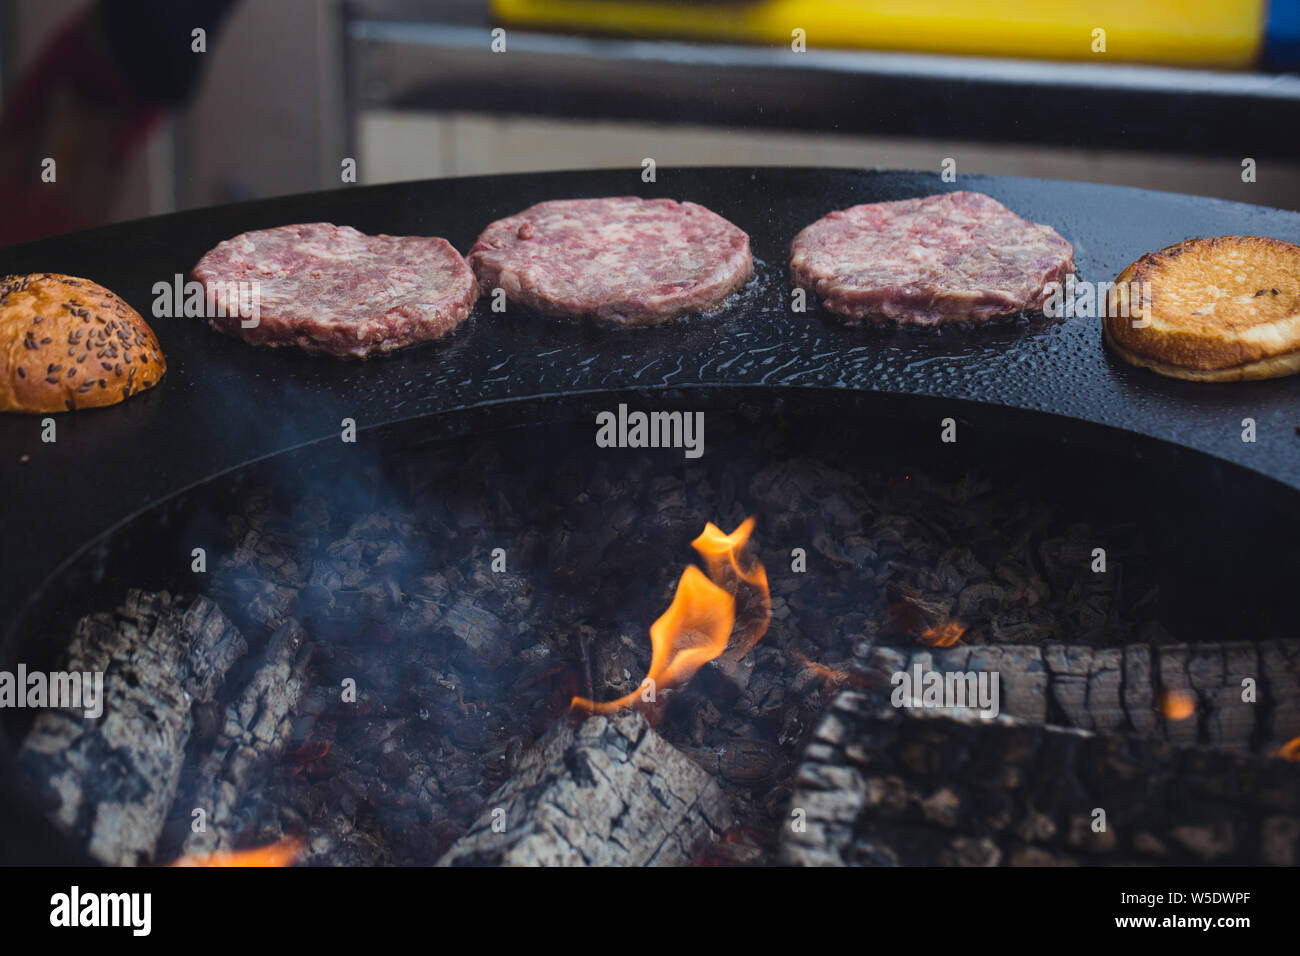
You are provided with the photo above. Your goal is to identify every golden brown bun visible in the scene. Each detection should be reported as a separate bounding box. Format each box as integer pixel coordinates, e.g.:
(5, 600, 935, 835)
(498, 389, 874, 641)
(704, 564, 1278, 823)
(0, 274, 165, 413)
(1103, 236, 1300, 382)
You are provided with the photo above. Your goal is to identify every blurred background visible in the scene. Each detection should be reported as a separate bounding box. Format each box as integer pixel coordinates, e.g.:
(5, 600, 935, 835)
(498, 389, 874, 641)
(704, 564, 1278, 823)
(1, 0, 1298, 246)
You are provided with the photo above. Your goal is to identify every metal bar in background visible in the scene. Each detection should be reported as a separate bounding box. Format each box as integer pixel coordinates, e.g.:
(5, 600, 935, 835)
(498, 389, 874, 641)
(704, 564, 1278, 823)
(347, 20, 1300, 159)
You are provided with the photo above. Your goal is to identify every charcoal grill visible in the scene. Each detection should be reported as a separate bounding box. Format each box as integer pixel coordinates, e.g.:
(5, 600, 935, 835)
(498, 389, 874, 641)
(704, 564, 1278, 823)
(2, 168, 1299, 866)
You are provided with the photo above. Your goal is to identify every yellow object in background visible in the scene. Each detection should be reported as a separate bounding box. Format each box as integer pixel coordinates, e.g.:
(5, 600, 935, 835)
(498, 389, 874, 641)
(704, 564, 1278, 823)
(492, 0, 1267, 68)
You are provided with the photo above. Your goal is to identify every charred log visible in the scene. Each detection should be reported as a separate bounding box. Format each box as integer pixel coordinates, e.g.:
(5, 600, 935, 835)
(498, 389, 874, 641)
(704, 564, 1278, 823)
(180, 618, 312, 857)
(438, 711, 733, 866)
(16, 591, 247, 865)
(854, 639, 1300, 754)
(782, 691, 1300, 866)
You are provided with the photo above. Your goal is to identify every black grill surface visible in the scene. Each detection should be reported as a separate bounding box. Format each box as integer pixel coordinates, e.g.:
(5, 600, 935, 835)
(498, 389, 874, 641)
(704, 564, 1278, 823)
(2, 167, 1299, 647)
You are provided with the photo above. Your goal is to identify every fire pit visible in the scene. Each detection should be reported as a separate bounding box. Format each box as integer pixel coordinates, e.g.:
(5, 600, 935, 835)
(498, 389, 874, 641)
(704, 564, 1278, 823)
(4, 389, 1299, 866)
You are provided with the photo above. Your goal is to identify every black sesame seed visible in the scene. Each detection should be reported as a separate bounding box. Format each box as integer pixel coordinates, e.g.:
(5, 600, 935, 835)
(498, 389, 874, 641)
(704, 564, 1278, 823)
(17, 367, 24, 378)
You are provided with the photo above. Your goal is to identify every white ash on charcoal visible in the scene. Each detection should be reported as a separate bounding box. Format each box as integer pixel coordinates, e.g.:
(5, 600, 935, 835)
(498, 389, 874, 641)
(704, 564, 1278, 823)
(437, 711, 733, 866)
(176, 618, 313, 858)
(15, 591, 247, 865)
(208, 511, 558, 864)
(852, 638, 1300, 753)
(782, 691, 1300, 866)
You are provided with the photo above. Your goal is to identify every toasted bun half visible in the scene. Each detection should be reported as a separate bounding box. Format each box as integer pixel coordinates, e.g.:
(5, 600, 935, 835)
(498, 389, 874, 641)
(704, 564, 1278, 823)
(0, 273, 166, 413)
(1103, 236, 1300, 382)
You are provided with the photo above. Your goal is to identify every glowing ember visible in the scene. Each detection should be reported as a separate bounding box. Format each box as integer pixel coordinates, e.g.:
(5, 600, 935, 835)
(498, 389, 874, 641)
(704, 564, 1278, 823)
(919, 620, 965, 648)
(291, 740, 330, 762)
(170, 835, 304, 867)
(572, 517, 769, 715)
(1161, 689, 1196, 721)
(1278, 737, 1300, 761)
(792, 651, 852, 688)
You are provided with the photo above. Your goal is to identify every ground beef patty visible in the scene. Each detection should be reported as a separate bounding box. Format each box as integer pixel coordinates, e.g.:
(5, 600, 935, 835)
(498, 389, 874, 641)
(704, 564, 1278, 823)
(468, 197, 753, 326)
(790, 191, 1075, 326)
(194, 223, 478, 358)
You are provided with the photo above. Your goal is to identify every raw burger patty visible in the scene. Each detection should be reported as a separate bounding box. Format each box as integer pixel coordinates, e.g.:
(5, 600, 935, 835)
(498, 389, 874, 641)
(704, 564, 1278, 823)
(193, 223, 478, 358)
(468, 197, 753, 325)
(790, 191, 1075, 325)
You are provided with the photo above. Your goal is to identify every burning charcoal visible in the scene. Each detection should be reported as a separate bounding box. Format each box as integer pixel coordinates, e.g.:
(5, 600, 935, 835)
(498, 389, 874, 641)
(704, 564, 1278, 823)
(182, 596, 251, 700)
(736, 667, 785, 721)
(301, 560, 343, 612)
(782, 691, 1300, 866)
(107, 422, 1290, 868)
(16, 592, 247, 865)
(955, 582, 1006, 624)
(647, 475, 688, 510)
(450, 715, 489, 749)
(216, 577, 299, 630)
(882, 585, 955, 639)
(291, 496, 332, 536)
(180, 619, 313, 858)
(1039, 526, 1114, 594)
(989, 611, 1058, 645)
(438, 712, 733, 866)
(934, 549, 976, 593)
(852, 638, 1296, 753)
(378, 750, 411, 782)
(440, 596, 513, 668)
(715, 739, 783, 787)
(749, 458, 869, 534)
(993, 557, 1048, 606)
(325, 537, 368, 587)
(811, 532, 877, 570)
(358, 578, 403, 621)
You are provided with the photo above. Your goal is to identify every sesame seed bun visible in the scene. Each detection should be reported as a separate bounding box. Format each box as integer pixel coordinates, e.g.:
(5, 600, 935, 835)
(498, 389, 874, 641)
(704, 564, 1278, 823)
(0, 273, 166, 413)
(1103, 236, 1300, 382)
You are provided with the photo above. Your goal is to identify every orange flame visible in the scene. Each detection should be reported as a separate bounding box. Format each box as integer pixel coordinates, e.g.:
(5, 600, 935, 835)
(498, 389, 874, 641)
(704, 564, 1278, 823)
(572, 517, 768, 715)
(1161, 689, 1196, 721)
(170, 835, 304, 868)
(919, 620, 965, 648)
(691, 517, 770, 663)
(1277, 737, 1300, 761)
(571, 566, 733, 714)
